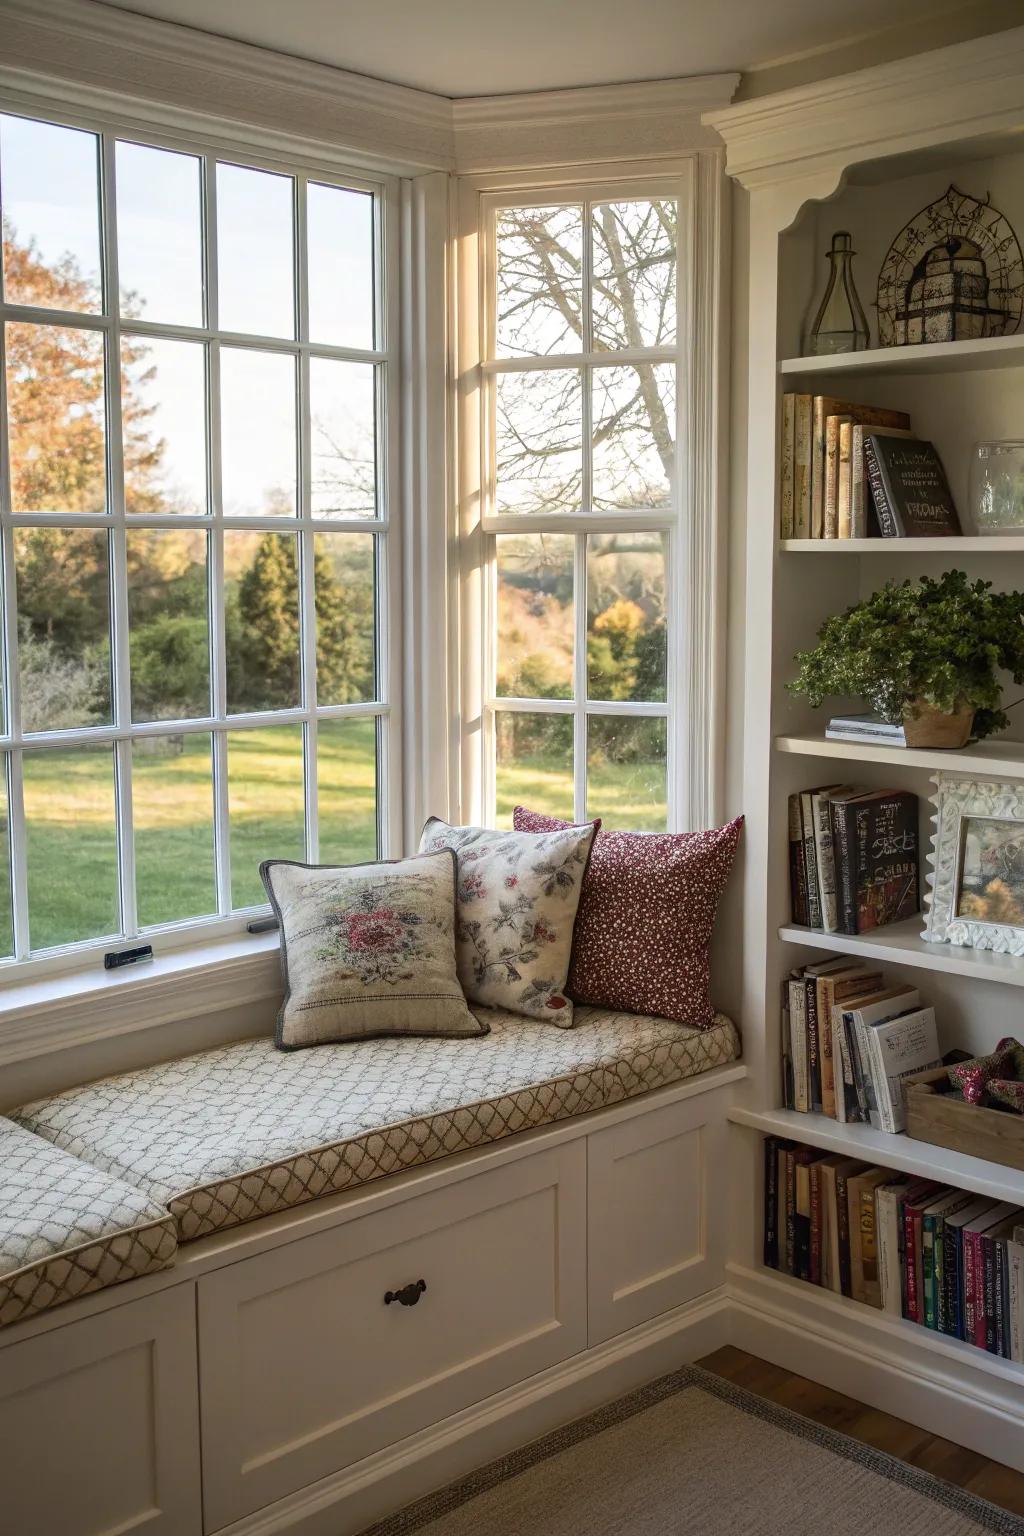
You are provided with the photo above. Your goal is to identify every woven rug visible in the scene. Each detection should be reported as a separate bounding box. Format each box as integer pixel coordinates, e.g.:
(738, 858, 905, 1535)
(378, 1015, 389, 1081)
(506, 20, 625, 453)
(362, 1366, 1024, 1536)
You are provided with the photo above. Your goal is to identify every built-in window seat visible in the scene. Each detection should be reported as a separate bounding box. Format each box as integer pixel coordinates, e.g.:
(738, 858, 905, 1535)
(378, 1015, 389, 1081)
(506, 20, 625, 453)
(3, 1006, 739, 1322)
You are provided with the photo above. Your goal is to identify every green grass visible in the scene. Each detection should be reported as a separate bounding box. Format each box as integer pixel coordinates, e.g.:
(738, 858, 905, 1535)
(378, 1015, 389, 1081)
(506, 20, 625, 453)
(16, 724, 665, 953)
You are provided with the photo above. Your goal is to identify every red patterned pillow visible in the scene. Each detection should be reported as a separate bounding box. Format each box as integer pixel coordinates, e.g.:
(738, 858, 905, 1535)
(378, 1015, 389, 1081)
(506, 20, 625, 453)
(513, 807, 742, 1028)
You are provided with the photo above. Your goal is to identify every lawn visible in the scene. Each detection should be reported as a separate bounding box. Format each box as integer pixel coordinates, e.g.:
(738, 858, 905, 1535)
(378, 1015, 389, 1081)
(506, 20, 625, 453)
(13, 725, 666, 953)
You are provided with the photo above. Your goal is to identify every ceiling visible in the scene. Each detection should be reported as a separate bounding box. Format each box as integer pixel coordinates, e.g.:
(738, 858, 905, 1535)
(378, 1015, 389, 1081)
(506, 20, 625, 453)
(95, 0, 963, 99)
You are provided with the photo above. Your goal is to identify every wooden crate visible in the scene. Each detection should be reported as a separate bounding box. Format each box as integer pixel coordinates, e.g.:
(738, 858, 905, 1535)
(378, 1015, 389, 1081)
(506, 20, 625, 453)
(904, 1066, 1024, 1173)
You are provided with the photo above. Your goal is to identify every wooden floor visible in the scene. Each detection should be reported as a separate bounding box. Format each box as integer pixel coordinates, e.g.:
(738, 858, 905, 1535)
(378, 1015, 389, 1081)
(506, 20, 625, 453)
(698, 1346, 1024, 1518)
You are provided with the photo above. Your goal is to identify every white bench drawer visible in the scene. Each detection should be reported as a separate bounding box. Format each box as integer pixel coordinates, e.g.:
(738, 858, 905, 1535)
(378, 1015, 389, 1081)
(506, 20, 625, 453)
(198, 1141, 586, 1528)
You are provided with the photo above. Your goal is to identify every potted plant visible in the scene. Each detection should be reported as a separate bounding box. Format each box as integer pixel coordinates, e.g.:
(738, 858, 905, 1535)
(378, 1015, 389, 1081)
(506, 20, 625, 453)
(789, 570, 1024, 748)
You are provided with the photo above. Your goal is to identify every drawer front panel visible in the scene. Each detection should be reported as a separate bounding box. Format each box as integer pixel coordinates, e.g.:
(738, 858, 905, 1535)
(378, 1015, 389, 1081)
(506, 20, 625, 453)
(0, 1285, 201, 1536)
(199, 1142, 586, 1527)
(587, 1092, 728, 1344)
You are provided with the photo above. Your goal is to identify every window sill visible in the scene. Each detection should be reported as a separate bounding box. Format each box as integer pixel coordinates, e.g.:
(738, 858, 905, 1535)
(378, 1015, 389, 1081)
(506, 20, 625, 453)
(0, 931, 283, 1068)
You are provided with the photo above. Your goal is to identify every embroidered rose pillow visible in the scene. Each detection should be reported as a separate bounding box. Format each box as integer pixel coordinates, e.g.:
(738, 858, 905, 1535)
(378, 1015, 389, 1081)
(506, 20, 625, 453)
(513, 807, 743, 1028)
(418, 817, 597, 1026)
(261, 852, 486, 1051)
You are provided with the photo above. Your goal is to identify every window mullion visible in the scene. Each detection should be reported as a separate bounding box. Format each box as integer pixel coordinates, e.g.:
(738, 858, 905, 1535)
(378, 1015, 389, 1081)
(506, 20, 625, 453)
(101, 131, 139, 940)
(573, 531, 587, 824)
(297, 175, 318, 862)
(204, 151, 232, 916)
(0, 308, 28, 956)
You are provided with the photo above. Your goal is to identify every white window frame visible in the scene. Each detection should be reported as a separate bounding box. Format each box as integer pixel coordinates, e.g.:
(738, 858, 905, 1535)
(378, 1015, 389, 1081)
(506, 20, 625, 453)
(0, 95, 404, 982)
(455, 157, 727, 833)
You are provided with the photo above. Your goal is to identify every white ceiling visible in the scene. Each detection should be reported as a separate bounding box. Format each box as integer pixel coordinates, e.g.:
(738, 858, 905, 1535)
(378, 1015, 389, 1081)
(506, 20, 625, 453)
(96, 0, 954, 98)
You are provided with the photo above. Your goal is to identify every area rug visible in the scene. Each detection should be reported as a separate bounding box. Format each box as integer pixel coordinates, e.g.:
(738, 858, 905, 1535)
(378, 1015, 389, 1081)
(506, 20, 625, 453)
(362, 1366, 1024, 1535)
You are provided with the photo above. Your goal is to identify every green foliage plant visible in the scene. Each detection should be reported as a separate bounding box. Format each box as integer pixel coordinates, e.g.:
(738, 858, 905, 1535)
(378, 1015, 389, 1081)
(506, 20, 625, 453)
(789, 569, 1024, 740)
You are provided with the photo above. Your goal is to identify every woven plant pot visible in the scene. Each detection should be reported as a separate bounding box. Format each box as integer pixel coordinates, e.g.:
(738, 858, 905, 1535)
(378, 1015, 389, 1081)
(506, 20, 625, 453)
(902, 698, 976, 749)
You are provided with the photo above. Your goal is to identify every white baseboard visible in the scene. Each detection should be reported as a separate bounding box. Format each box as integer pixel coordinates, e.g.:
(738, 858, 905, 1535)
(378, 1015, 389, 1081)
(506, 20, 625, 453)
(219, 1290, 732, 1536)
(726, 1263, 1024, 1474)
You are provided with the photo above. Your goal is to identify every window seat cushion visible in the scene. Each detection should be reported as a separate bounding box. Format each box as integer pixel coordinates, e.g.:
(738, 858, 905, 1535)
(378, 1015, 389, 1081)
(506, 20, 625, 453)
(14, 1007, 740, 1244)
(0, 1118, 178, 1328)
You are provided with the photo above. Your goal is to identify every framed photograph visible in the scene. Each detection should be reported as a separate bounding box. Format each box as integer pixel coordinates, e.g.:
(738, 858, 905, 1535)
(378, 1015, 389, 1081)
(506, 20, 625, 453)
(925, 774, 1024, 954)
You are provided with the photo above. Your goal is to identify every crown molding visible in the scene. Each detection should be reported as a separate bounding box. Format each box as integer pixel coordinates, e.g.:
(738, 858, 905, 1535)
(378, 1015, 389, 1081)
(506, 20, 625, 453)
(0, 1, 737, 177)
(452, 74, 739, 172)
(705, 26, 1024, 190)
(0, 0, 455, 173)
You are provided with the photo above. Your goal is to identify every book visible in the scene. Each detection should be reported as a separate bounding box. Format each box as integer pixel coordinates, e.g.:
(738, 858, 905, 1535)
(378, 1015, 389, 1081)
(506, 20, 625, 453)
(834, 1160, 864, 1297)
(897, 1178, 943, 1321)
(941, 1198, 996, 1338)
(823, 413, 852, 539)
(780, 394, 796, 539)
(861, 1004, 941, 1134)
(837, 420, 854, 539)
(921, 1189, 975, 1330)
(875, 1178, 911, 1316)
(864, 434, 961, 538)
(850, 424, 914, 537)
(848, 1167, 890, 1307)
(787, 792, 809, 926)
(787, 975, 810, 1113)
(825, 713, 906, 747)
(793, 394, 813, 539)
(819, 1155, 862, 1293)
(763, 1135, 787, 1269)
(811, 786, 849, 935)
(904, 1183, 952, 1324)
(1009, 1225, 1024, 1363)
(800, 787, 839, 930)
(811, 398, 911, 539)
(816, 964, 880, 1120)
(798, 957, 855, 1115)
(832, 789, 919, 935)
(963, 1203, 1018, 1345)
(838, 985, 917, 1126)
(793, 1147, 827, 1281)
(982, 1213, 1022, 1356)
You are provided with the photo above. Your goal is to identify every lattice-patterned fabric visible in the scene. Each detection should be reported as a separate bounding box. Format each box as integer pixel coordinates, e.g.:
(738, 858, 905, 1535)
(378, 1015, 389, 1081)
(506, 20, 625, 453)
(15, 1007, 740, 1243)
(0, 1118, 177, 1328)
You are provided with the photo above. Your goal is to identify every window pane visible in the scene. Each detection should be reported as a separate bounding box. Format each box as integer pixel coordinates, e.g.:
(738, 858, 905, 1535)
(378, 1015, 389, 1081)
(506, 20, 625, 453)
(308, 183, 374, 349)
(495, 369, 582, 516)
(133, 734, 216, 927)
(586, 716, 666, 830)
(314, 534, 375, 705)
(309, 359, 376, 519)
(122, 336, 208, 515)
(496, 534, 573, 699)
(24, 744, 119, 949)
(587, 532, 666, 703)
(591, 363, 674, 511)
(494, 711, 574, 829)
(1, 115, 102, 313)
(216, 163, 294, 339)
(225, 531, 300, 713)
(116, 142, 203, 326)
(127, 530, 210, 722)
(15, 528, 112, 732)
(0, 767, 11, 958)
(221, 347, 297, 516)
(6, 322, 107, 513)
(495, 205, 582, 358)
(228, 724, 305, 908)
(317, 717, 377, 864)
(592, 200, 677, 350)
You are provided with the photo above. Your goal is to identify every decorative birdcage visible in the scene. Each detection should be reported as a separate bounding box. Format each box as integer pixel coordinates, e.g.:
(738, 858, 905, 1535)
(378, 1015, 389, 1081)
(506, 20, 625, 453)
(877, 186, 1023, 348)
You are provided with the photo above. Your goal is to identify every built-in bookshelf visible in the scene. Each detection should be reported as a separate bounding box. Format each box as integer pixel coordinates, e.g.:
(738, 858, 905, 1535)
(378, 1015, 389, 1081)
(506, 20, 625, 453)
(711, 27, 1024, 1462)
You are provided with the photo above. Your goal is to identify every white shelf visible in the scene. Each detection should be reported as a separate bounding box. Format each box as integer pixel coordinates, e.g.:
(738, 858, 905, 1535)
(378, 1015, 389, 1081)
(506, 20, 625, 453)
(775, 731, 1024, 776)
(730, 1104, 1024, 1206)
(781, 536, 1024, 553)
(779, 918, 1024, 988)
(778, 334, 1024, 379)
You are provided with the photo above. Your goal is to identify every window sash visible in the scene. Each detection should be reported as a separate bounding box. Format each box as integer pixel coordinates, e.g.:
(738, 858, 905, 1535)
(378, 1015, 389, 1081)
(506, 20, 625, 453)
(0, 106, 402, 970)
(473, 177, 689, 831)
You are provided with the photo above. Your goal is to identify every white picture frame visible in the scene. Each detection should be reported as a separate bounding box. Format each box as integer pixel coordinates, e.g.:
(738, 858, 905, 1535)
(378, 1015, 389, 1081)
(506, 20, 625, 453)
(925, 773, 1024, 954)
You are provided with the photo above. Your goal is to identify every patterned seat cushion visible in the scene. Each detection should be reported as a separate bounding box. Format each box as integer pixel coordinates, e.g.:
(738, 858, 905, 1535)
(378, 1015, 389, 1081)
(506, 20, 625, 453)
(0, 1119, 177, 1328)
(15, 1008, 740, 1244)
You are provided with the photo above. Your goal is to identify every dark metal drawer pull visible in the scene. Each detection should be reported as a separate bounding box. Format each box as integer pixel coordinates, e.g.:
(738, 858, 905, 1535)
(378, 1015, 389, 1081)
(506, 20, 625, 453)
(384, 1279, 426, 1307)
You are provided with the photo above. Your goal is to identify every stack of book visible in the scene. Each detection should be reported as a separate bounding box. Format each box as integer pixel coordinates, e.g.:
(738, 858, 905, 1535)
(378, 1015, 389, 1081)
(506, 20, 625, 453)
(788, 785, 919, 934)
(825, 715, 907, 747)
(764, 1137, 1024, 1361)
(782, 961, 940, 1130)
(779, 393, 961, 540)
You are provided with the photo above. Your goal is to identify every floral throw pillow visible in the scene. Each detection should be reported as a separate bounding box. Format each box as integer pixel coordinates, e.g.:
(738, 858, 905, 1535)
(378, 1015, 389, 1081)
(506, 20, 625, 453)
(513, 807, 743, 1028)
(418, 817, 597, 1026)
(261, 852, 487, 1051)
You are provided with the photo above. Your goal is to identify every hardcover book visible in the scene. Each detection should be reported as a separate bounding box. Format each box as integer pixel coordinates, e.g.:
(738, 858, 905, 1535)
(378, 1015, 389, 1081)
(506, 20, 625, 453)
(811, 398, 910, 538)
(780, 394, 796, 539)
(848, 1167, 890, 1307)
(850, 424, 914, 537)
(832, 789, 919, 934)
(793, 394, 813, 539)
(862, 1004, 940, 1134)
(863, 434, 961, 538)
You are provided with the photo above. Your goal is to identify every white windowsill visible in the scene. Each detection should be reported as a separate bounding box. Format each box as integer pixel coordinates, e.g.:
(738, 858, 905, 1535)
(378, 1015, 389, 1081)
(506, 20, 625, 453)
(0, 930, 283, 1067)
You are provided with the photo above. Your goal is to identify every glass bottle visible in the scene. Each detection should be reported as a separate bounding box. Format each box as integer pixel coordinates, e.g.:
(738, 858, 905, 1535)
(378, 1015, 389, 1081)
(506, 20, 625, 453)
(806, 231, 870, 355)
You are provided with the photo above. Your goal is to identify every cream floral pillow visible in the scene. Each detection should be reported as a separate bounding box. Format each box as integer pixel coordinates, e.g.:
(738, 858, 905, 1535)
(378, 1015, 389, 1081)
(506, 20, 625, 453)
(418, 817, 596, 1026)
(261, 852, 487, 1051)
